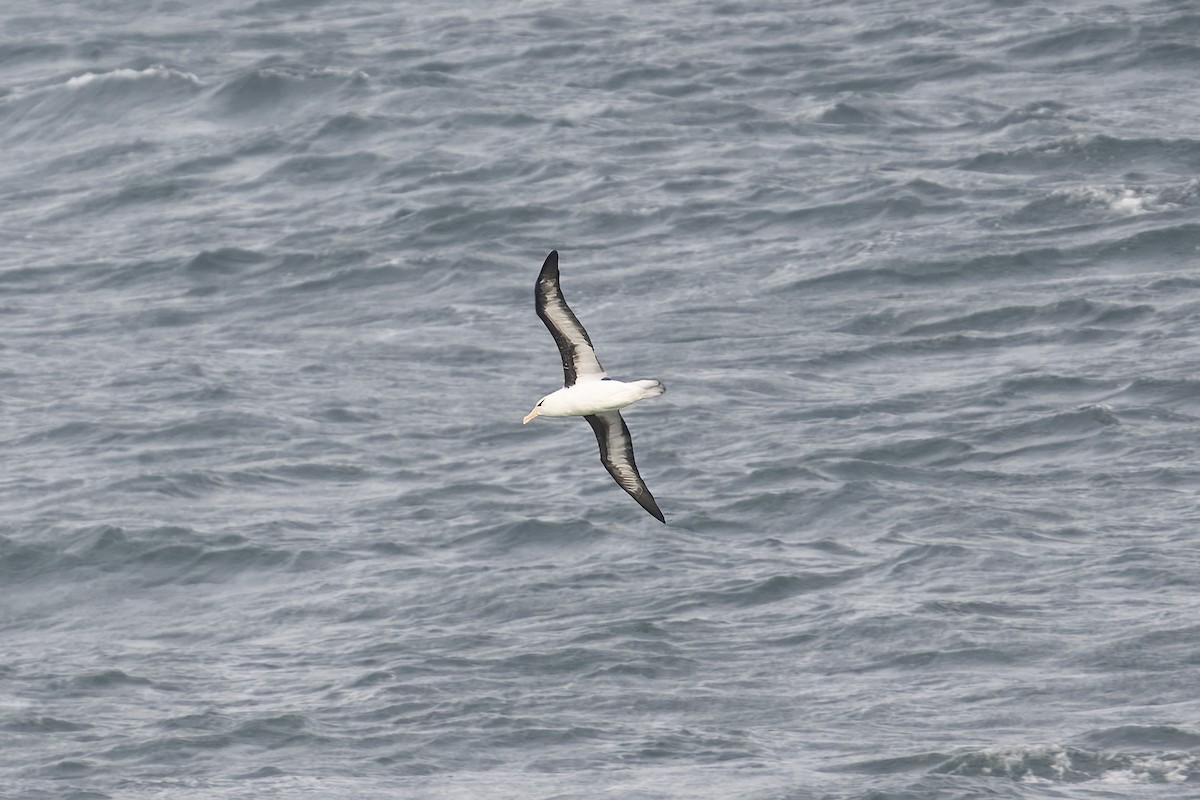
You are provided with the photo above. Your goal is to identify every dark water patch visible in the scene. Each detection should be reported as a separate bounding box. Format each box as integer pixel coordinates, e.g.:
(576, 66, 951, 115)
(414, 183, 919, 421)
(40, 139, 160, 175)
(568, 618, 671, 645)
(652, 571, 853, 613)
(233, 766, 287, 780)
(1087, 222, 1200, 269)
(12, 420, 119, 447)
(186, 545, 297, 581)
(870, 646, 1018, 672)
(1076, 725, 1200, 751)
(34, 758, 99, 779)
(816, 102, 881, 126)
(106, 471, 229, 499)
(157, 383, 240, 404)
(212, 66, 368, 116)
(1127, 42, 1200, 69)
(88, 178, 201, 213)
(599, 65, 678, 91)
(89, 257, 177, 290)
(899, 177, 963, 199)
(448, 518, 611, 553)
(266, 462, 373, 483)
(390, 201, 561, 246)
(1085, 621, 1200, 671)
(740, 189, 965, 238)
(0, 40, 68, 66)
(0, 535, 65, 582)
(128, 411, 290, 444)
(266, 152, 382, 185)
(313, 111, 390, 139)
(901, 298, 1154, 337)
(185, 247, 269, 275)
(39, 524, 304, 585)
(664, 98, 762, 126)
(854, 18, 948, 43)
(847, 437, 973, 468)
(310, 404, 382, 424)
(520, 42, 589, 60)
(770, 480, 891, 530)
(962, 135, 1200, 176)
(983, 99, 1075, 132)
(740, 463, 828, 491)
(67, 669, 154, 692)
(279, 262, 414, 293)
(831, 750, 949, 774)
(475, 718, 609, 751)
(621, 726, 760, 764)
(228, 714, 319, 749)
(1112, 376, 1200, 411)
(810, 330, 1054, 370)
(975, 404, 1119, 446)
(392, 68, 465, 89)
(786, 247, 1075, 294)
(159, 711, 230, 733)
(132, 305, 208, 329)
(276, 248, 373, 275)
(2, 715, 93, 733)
(1005, 24, 1131, 63)
(887, 52, 1003, 88)
(919, 599, 1041, 619)
(721, 489, 813, 519)
(170, 152, 237, 175)
(885, 543, 974, 578)
(801, 392, 934, 421)
(448, 110, 543, 128)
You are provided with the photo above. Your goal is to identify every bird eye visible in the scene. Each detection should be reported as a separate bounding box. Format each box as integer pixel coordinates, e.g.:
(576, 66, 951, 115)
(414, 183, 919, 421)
(537, 400, 544, 407)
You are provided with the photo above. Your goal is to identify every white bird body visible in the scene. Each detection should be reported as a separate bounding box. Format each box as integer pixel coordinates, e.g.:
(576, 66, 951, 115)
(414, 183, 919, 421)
(531, 378, 665, 418)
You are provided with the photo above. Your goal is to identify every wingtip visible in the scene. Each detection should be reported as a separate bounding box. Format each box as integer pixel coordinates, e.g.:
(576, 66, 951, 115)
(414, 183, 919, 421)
(538, 250, 559, 280)
(642, 497, 667, 524)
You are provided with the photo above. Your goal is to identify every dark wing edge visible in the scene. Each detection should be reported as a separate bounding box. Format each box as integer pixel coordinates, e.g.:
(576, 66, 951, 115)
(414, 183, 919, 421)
(584, 411, 666, 523)
(535, 250, 605, 387)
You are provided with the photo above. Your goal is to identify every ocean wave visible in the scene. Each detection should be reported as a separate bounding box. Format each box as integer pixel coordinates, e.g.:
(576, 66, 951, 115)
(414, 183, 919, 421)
(934, 742, 1197, 784)
(962, 134, 1200, 175)
(211, 66, 369, 116)
(0, 64, 205, 143)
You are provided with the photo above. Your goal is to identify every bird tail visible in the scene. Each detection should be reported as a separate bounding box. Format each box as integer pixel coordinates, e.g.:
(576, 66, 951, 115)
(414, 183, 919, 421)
(634, 379, 665, 398)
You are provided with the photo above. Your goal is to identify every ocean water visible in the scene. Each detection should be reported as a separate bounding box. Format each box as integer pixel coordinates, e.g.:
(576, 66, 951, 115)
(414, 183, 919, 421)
(4, 0, 1200, 797)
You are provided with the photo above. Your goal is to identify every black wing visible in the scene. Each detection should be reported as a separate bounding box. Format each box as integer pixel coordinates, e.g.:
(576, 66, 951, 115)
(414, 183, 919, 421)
(535, 250, 606, 387)
(584, 411, 665, 523)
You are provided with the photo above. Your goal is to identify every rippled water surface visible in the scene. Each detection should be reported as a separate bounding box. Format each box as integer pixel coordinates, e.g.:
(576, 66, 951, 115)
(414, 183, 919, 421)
(4, 1, 1200, 797)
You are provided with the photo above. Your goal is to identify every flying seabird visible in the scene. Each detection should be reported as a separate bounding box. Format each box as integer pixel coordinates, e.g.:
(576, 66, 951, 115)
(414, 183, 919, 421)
(523, 250, 667, 523)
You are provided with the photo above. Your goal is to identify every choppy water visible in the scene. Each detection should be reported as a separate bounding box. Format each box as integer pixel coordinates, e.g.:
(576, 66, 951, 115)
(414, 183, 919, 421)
(4, 1, 1200, 797)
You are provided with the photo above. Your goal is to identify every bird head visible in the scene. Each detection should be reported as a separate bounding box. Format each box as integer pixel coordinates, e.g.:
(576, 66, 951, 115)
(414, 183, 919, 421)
(522, 397, 546, 424)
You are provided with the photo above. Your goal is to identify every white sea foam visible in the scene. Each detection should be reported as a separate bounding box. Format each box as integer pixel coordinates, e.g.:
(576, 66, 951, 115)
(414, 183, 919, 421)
(1074, 182, 1200, 216)
(1100, 755, 1193, 784)
(65, 65, 204, 89)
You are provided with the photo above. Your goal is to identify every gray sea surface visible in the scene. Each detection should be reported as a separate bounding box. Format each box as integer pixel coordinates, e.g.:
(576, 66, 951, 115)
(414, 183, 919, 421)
(4, 1, 1200, 797)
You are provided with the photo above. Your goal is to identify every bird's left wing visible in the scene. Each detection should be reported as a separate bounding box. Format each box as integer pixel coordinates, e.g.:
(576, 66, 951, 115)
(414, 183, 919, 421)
(584, 411, 665, 523)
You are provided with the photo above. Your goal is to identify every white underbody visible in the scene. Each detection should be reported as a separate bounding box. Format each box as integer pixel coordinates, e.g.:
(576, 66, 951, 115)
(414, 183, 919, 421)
(535, 378, 665, 417)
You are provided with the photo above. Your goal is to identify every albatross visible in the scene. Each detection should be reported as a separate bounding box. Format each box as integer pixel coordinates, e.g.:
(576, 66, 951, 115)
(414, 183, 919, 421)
(522, 250, 667, 523)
